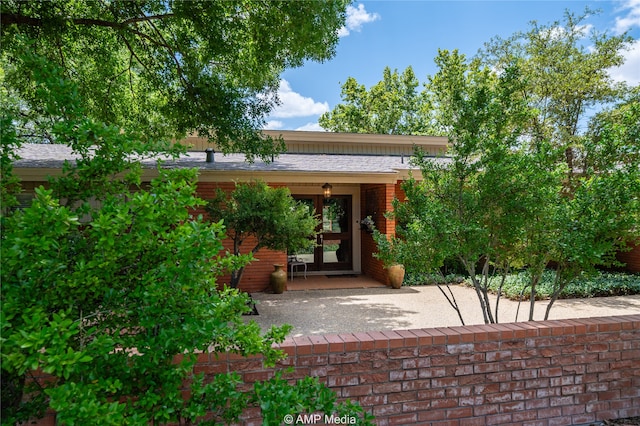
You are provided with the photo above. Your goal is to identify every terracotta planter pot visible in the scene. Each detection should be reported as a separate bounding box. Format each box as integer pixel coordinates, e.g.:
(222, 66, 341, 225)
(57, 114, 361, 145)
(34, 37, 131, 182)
(270, 264, 287, 294)
(387, 264, 405, 289)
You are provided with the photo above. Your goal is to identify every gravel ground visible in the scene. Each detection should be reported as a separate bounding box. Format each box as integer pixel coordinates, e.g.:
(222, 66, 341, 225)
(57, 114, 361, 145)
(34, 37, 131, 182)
(249, 284, 640, 337)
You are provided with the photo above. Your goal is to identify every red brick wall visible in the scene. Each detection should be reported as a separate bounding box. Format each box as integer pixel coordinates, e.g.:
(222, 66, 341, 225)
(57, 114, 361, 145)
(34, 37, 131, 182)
(361, 183, 399, 285)
(394, 181, 406, 202)
(228, 315, 639, 425)
(216, 241, 287, 293)
(25, 315, 640, 426)
(361, 229, 384, 284)
(617, 242, 640, 273)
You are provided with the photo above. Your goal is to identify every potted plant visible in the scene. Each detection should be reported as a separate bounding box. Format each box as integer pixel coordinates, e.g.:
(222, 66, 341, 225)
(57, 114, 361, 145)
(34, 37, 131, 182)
(361, 216, 375, 233)
(372, 229, 405, 289)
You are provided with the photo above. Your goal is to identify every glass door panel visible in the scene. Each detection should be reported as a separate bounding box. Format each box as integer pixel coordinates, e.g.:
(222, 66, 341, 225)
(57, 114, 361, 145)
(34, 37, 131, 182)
(323, 197, 347, 233)
(322, 238, 350, 264)
(321, 197, 351, 270)
(295, 198, 316, 265)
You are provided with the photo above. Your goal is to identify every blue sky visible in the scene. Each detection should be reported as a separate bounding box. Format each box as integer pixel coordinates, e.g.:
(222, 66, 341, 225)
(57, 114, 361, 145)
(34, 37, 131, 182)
(264, 0, 640, 131)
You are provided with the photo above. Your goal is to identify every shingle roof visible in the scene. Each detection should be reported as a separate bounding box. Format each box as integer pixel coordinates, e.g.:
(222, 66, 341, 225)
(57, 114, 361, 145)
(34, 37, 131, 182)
(14, 144, 450, 175)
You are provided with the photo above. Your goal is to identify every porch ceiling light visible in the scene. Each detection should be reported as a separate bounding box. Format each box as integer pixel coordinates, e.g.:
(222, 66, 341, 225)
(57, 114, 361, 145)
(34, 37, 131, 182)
(322, 183, 332, 198)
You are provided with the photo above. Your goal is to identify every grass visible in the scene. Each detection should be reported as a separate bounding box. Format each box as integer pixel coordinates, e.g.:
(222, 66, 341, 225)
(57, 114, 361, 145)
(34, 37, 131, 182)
(407, 270, 640, 300)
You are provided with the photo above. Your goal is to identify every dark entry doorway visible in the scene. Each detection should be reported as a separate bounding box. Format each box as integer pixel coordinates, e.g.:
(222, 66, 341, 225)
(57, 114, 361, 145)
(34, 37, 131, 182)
(293, 195, 352, 272)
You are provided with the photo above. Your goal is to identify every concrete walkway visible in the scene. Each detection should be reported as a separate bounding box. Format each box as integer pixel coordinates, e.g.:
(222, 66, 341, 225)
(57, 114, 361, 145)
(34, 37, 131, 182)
(250, 281, 640, 337)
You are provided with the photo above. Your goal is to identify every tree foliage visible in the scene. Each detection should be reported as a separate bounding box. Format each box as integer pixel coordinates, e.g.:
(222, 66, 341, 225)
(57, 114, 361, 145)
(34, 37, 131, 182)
(1, 170, 372, 425)
(319, 9, 634, 149)
(392, 49, 545, 324)
(2, 170, 255, 424)
(1, 2, 376, 424)
(1, 0, 349, 160)
(319, 66, 433, 135)
(479, 8, 634, 178)
(205, 180, 319, 288)
(584, 87, 640, 174)
(389, 43, 639, 323)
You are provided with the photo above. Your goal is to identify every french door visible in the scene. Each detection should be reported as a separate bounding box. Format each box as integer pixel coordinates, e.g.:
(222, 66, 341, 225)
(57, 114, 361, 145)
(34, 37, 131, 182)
(294, 195, 352, 272)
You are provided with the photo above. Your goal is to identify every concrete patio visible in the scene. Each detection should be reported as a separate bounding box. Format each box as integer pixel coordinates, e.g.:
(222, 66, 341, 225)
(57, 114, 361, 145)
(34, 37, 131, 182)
(249, 275, 640, 337)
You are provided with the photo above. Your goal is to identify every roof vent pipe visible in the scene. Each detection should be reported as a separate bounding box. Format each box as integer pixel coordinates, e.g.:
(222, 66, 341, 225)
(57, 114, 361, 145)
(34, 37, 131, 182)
(205, 148, 215, 163)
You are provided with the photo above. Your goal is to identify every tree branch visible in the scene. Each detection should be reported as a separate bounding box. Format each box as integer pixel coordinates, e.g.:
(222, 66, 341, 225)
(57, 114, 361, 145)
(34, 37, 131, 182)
(436, 284, 465, 326)
(1, 12, 174, 29)
(138, 7, 189, 88)
(121, 14, 175, 26)
(1, 13, 42, 27)
(16, 6, 192, 93)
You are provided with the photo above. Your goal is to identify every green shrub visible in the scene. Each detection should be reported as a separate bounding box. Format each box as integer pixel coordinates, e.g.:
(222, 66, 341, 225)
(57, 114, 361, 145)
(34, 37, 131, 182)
(404, 272, 466, 286)
(483, 270, 640, 300)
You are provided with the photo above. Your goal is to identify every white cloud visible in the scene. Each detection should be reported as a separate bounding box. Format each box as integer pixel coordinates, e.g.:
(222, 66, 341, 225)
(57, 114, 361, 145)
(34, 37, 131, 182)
(614, 0, 640, 34)
(609, 39, 640, 85)
(263, 120, 284, 130)
(269, 80, 329, 119)
(295, 122, 326, 132)
(338, 3, 380, 37)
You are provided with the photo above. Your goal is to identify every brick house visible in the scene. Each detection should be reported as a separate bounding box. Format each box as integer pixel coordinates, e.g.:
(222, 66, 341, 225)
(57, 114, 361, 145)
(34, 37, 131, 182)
(13, 130, 638, 292)
(13, 131, 449, 292)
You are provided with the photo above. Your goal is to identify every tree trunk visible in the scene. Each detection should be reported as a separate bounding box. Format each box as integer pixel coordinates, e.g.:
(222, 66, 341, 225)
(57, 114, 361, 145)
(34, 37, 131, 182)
(229, 241, 261, 289)
(230, 267, 244, 289)
(436, 284, 466, 325)
(528, 278, 537, 321)
(544, 269, 565, 320)
(464, 259, 492, 324)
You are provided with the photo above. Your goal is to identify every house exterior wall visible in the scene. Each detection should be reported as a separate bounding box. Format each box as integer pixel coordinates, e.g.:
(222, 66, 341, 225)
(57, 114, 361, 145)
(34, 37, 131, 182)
(11, 176, 639, 292)
(217, 244, 286, 293)
(360, 182, 404, 286)
(198, 180, 405, 291)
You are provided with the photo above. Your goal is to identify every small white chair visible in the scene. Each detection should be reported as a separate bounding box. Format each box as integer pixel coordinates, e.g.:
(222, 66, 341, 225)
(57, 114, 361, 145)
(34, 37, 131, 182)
(288, 255, 307, 281)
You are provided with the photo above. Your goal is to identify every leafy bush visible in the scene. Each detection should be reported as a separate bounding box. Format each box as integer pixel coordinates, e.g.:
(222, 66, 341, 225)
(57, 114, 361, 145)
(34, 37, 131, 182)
(404, 272, 466, 286)
(1, 173, 374, 425)
(483, 270, 640, 300)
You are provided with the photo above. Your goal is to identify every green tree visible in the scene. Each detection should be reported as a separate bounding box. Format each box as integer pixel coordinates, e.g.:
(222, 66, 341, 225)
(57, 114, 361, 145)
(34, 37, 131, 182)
(530, 91, 640, 320)
(479, 8, 634, 179)
(205, 180, 319, 289)
(391, 47, 639, 323)
(1, 2, 375, 424)
(583, 87, 640, 173)
(357, 10, 638, 323)
(319, 66, 433, 134)
(389, 50, 541, 324)
(1, 0, 349, 160)
(475, 9, 639, 319)
(2, 170, 247, 424)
